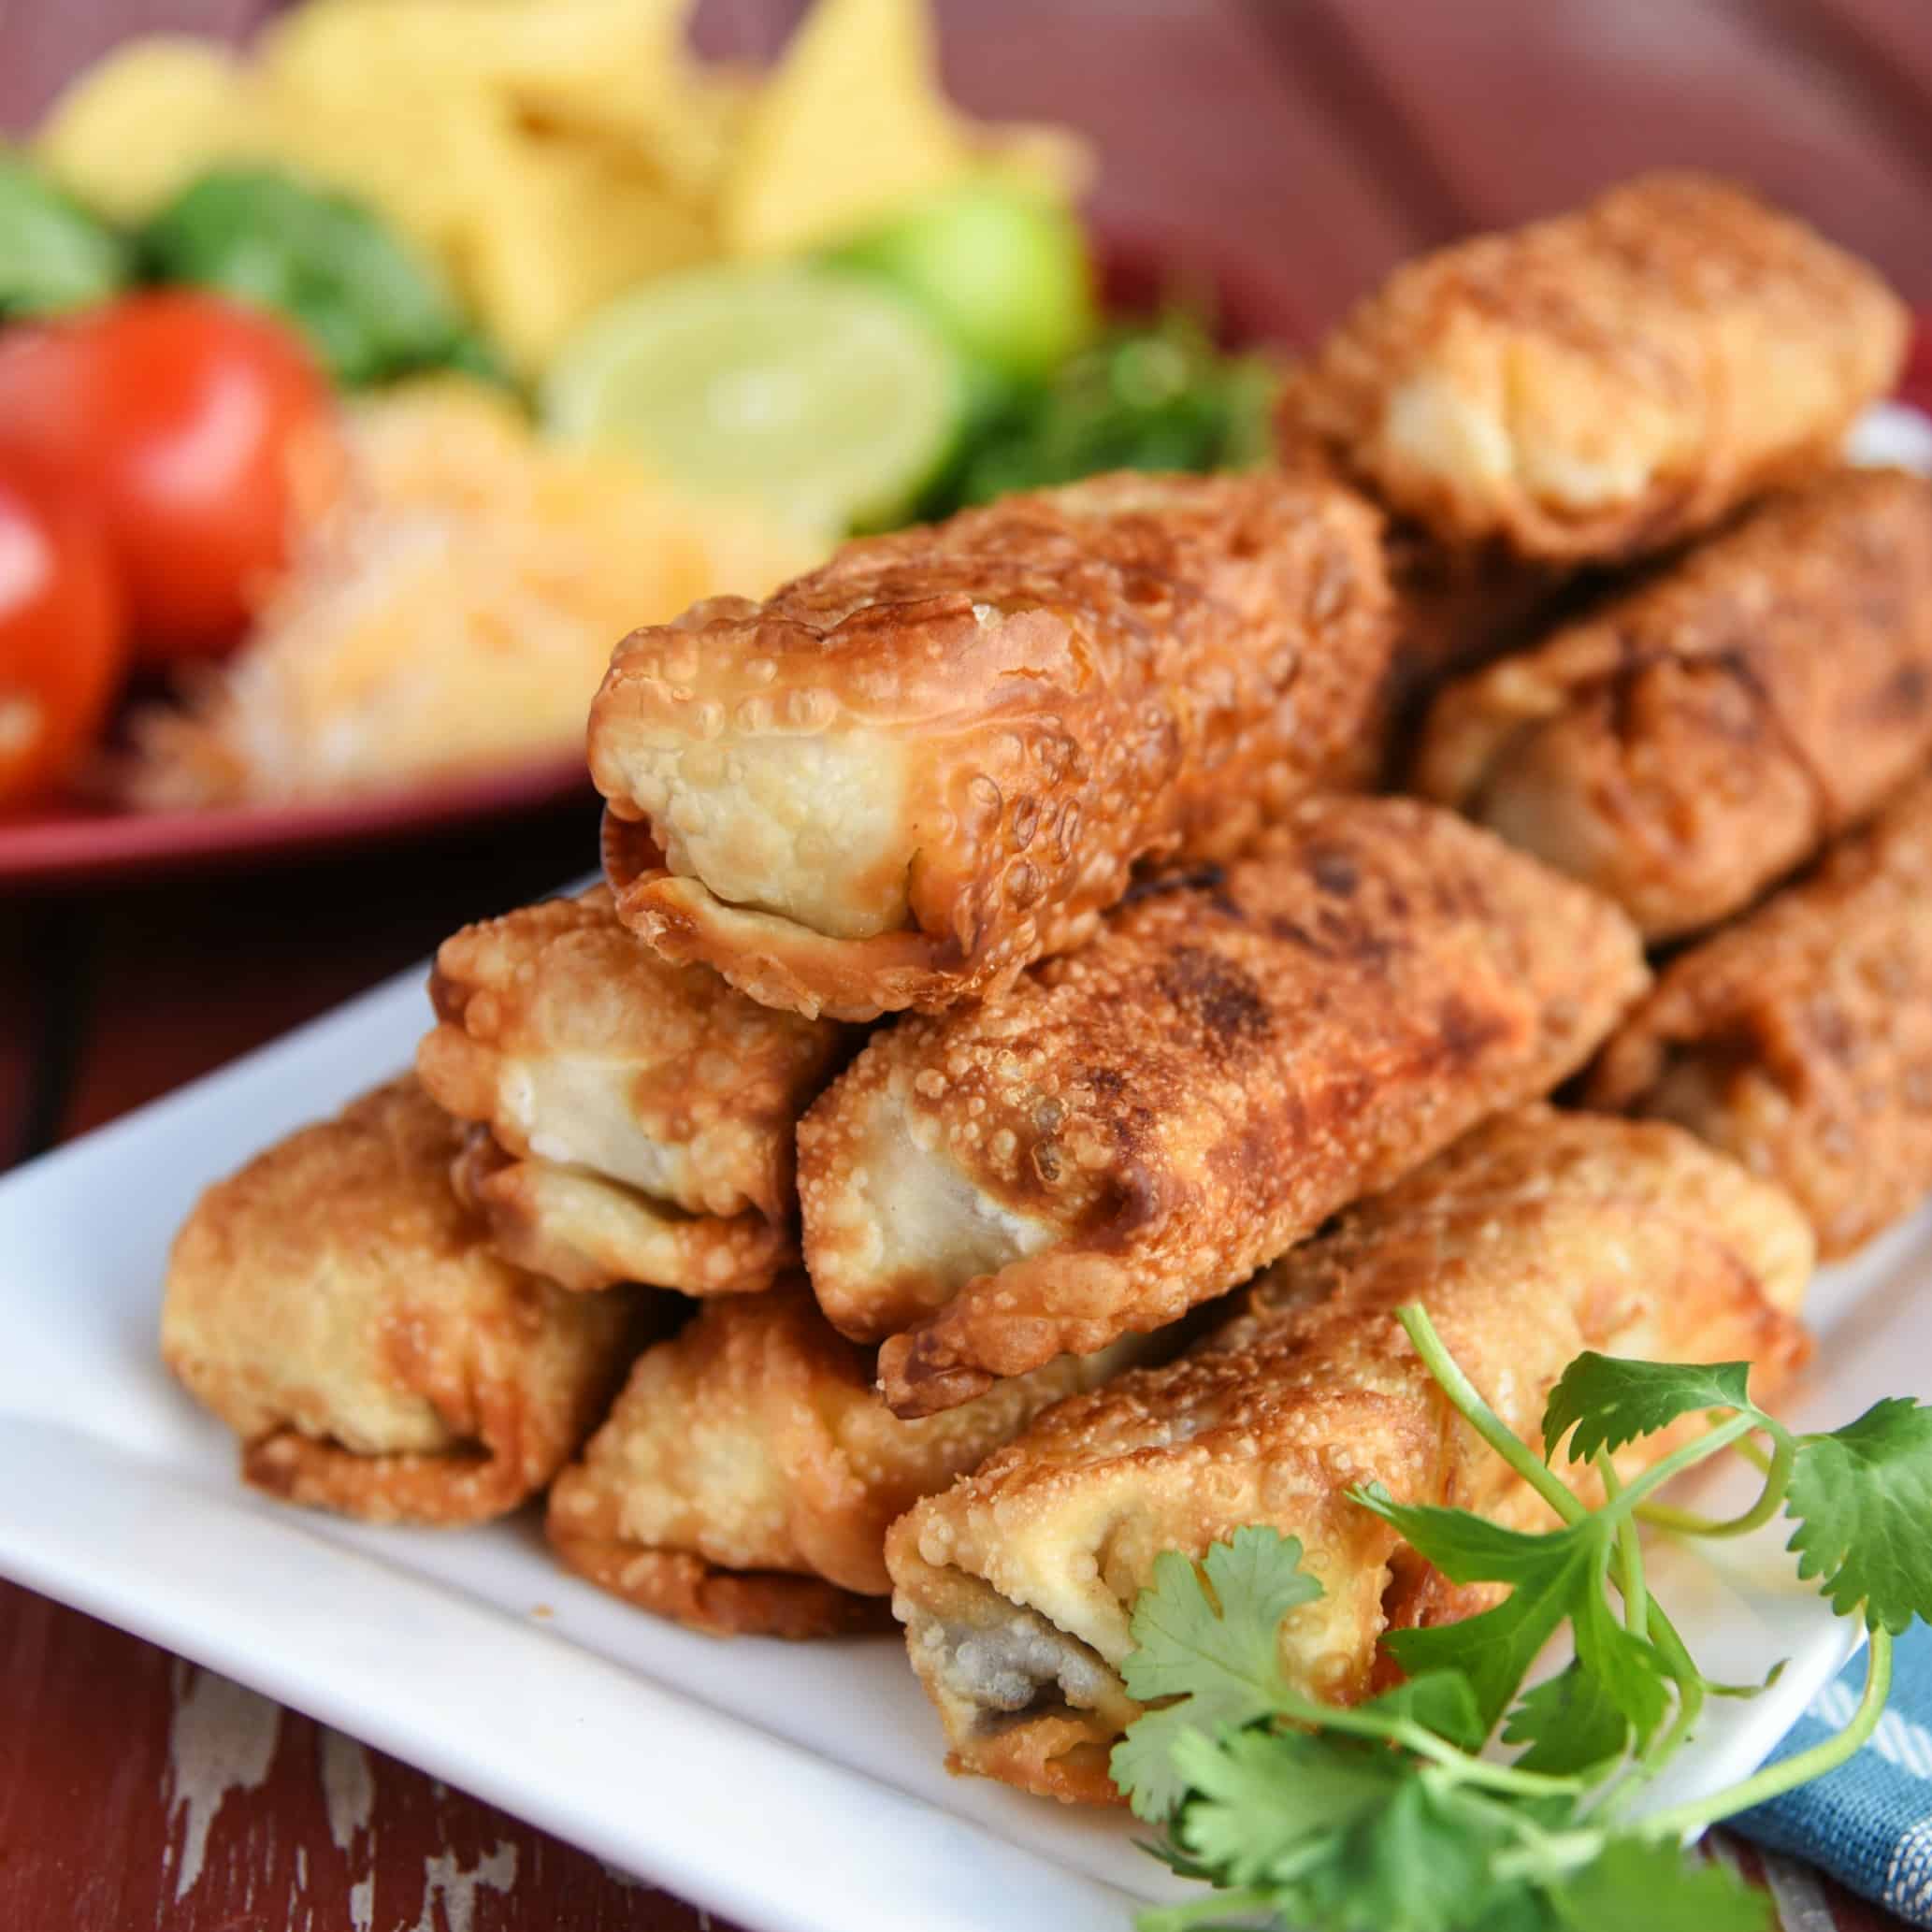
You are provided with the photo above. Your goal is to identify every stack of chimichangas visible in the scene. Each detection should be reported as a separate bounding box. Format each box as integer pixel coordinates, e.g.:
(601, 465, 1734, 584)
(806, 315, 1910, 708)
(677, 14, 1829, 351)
(163, 172, 1932, 1806)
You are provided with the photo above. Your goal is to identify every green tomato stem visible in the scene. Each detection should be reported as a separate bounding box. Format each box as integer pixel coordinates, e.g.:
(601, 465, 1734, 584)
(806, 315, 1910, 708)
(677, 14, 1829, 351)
(1396, 1305, 1587, 1524)
(1635, 1426, 1795, 1538)
(1638, 1626, 1891, 1840)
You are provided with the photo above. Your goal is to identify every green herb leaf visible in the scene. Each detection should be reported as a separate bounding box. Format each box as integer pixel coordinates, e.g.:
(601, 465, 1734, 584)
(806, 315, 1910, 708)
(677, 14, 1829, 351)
(1541, 1357, 1757, 1466)
(1379, 1566, 1587, 1737)
(936, 310, 1281, 514)
(1360, 1671, 1488, 1754)
(1785, 1398, 1932, 1633)
(1110, 1526, 1322, 1822)
(0, 151, 130, 317)
(142, 166, 497, 387)
(1353, 1488, 1612, 1735)
(1305, 1776, 1530, 1932)
(1549, 1838, 1771, 1932)
(1571, 1585, 1672, 1746)
(1171, 1726, 1397, 1886)
(1351, 1485, 1576, 1585)
(1502, 1661, 1635, 1777)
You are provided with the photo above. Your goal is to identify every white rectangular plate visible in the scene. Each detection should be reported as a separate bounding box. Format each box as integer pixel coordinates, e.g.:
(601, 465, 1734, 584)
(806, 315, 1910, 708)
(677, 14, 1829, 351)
(2, 953, 1927, 1932)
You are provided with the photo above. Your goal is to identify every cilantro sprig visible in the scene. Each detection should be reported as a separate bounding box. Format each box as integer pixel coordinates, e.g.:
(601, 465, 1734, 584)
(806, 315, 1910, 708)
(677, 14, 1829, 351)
(1110, 1304, 1932, 1932)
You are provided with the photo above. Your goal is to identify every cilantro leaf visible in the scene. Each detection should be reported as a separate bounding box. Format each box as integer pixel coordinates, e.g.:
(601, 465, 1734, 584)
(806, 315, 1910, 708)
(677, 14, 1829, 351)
(1541, 1357, 1757, 1466)
(1292, 1774, 1554, 1932)
(1171, 1725, 1397, 1885)
(1380, 1561, 1590, 1737)
(1111, 1527, 1323, 1822)
(1569, 1583, 1671, 1750)
(1500, 1584, 1671, 1777)
(1333, 1779, 1531, 1932)
(1351, 1484, 1579, 1584)
(1112, 1702, 1221, 1826)
(1355, 1488, 1608, 1734)
(1785, 1398, 1932, 1633)
(1356, 1488, 1670, 1747)
(1172, 1723, 1566, 1932)
(1549, 1838, 1770, 1932)
(1360, 1670, 1488, 1753)
(1503, 1661, 1633, 1776)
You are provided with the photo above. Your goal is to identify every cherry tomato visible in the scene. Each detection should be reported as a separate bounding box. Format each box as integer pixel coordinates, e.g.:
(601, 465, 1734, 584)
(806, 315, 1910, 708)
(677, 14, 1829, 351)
(0, 291, 334, 663)
(0, 469, 126, 808)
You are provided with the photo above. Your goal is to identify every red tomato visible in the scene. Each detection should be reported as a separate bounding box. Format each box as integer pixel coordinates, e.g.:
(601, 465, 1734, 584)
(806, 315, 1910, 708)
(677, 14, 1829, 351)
(0, 291, 335, 663)
(0, 470, 126, 808)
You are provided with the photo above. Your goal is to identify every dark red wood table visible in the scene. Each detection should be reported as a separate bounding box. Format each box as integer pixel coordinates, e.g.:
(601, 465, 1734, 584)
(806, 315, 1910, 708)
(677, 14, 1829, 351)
(6, 4, 1932, 1926)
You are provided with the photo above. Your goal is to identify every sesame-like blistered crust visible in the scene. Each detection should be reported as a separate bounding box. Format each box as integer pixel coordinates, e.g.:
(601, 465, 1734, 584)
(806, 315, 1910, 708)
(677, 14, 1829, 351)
(419, 886, 848, 1222)
(1413, 469, 1932, 941)
(159, 1075, 646, 1526)
(1279, 173, 1907, 559)
(1589, 771, 1932, 1259)
(885, 1106, 1813, 1804)
(449, 1128, 796, 1295)
(799, 794, 1650, 1416)
(591, 470, 1394, 1020)
(543, 1283, 1163, 1633)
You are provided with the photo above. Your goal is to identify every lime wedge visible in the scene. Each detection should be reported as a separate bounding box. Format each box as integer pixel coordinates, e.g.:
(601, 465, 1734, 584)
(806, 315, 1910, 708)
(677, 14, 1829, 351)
(541, 263, 966, 532)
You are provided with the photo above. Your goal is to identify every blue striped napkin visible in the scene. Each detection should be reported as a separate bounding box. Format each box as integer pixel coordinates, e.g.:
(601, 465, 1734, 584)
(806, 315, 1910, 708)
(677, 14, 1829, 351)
(1735, 1622, 1932, 1924)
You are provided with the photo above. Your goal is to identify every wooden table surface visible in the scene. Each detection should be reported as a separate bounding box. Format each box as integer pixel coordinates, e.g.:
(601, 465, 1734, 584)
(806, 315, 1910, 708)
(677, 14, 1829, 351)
(5, 3, 1932, 1927)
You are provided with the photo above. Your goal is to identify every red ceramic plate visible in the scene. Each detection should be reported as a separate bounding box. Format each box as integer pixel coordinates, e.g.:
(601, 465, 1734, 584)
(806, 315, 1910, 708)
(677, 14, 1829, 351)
(0, 755, 593, 888)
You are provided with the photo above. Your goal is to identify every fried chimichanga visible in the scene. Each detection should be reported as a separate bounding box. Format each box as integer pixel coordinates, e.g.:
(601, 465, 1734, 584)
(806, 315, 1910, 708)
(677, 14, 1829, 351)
(1278, 172, 1906, 561)
(417, 887, 849, 1293)
(1413, 469, 1932, 941)
(544, 1284, 1162, 1639)
(799, 795, 1648, 1417)
(160, 1075, 648, 1525)
(886, 1106, 1814, 1805)
(589, 469, 1393, 1021)
(1589, 771, 1932, 1258)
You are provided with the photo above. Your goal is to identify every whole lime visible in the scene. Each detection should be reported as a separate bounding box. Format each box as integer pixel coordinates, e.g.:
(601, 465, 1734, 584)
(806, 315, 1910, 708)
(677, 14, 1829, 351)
(825, 184, 1096, 387)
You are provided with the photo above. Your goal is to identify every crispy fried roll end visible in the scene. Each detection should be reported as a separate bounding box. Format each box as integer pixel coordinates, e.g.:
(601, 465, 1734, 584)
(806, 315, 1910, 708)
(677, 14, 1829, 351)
(1279, 172, 1906, 560)
(544, 1284, 1161, 1637)
(1414, 469, 1932, 940)
(800, 794, 1647, 1417)
(589, 469, 1393, 1020)
(1590, 770, 1932, 1258)
(160, 1075, 647, 1525)
(885, 1106, 1813, 1805)
(417, 887, 848, 1293)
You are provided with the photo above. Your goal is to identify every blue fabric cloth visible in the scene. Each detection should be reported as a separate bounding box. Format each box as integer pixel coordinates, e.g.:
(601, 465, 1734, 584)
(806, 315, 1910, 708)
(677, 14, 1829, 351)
(1735, 1622, 1932, 1924)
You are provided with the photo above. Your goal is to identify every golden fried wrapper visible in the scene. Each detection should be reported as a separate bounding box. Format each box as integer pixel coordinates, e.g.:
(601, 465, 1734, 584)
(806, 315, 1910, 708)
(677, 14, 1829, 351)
(886, 1106, 1813, 1805)
(800, 795, 1647, 1417)
(1590, 770, 1932, 1258)
(590, 469, 1394, 1020)
(1413, 469, 1932, 941)
(1279, 173, 1906, 561)
(418, 887, 850, 1293)
(160, 1076, 648, 1525)
(544, 1284, 1161, 1637)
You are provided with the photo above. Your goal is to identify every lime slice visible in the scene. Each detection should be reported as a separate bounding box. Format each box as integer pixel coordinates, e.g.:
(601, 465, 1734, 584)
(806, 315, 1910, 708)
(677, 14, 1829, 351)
(541, 263, 966, 531)
(824, 183, 1096, 387)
